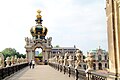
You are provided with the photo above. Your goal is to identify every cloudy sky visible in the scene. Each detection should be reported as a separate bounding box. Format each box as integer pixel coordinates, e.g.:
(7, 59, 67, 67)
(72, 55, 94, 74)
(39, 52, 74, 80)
(0, 0, 107, 54)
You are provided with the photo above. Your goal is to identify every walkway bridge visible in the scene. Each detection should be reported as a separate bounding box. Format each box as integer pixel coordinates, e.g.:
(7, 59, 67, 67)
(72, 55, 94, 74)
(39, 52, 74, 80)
(0, 63, 119, 80)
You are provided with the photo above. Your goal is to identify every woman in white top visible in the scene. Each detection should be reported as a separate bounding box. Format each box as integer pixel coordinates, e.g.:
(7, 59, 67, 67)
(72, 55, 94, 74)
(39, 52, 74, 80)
(32, 60, 35, 69)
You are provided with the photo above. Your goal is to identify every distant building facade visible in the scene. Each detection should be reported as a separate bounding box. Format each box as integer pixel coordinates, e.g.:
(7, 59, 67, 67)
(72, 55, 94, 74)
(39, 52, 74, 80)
(50, 46, 86, 69)
(87, 47, 109, 70)
(51, 46, 79, 59)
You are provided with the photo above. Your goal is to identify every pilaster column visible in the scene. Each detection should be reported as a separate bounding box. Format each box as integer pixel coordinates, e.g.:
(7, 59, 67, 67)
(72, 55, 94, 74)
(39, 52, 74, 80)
(44, 50, 48, 61)
(42, 50, 45, 61)
(32, 50, 35, 60)
(96, 63, 98, 70)
(106, 0, 120, 74)
(117, 0, 120, 73)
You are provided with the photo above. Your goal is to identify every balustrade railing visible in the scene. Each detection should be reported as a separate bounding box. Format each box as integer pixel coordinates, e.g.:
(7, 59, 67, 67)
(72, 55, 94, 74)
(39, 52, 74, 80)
(0, 63, 28, 80)
(49, 63, 119, 80)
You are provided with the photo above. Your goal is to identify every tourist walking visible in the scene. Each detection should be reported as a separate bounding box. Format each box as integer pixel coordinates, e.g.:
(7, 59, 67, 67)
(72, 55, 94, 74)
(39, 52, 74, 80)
(32, 60, 35, 69)
(29, 60, 32, 69)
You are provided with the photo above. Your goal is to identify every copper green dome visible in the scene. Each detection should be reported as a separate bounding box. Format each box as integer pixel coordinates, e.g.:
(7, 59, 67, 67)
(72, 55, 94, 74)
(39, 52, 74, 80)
(30, 10, 48, 39)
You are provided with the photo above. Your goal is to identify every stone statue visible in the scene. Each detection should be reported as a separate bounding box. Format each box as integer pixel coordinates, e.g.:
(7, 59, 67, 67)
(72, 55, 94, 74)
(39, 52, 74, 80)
(59, 57, 63, 65)
(0, 53, 4, 68)
(17, 58, 20, 64)
(75, 50, 81, 69)
(11, 56, 14, 66)
(47, 37, 52, 46)
(25, 37, 29, 45)
(48, 37, 52, 42)
(52, 56, 57, 63)
(29, 38, 33, 43)
(84, 53, 94, 72)
(5, 57, 10, 67)
(58, 55, 60, 64)
(63, 52, 68, 66)
(20, 57, 23, 63)
(55, 56, 58, 63)
(24, 58, 28, 62)
(67, 55, 73, 67)
(14, 55, 17, 64)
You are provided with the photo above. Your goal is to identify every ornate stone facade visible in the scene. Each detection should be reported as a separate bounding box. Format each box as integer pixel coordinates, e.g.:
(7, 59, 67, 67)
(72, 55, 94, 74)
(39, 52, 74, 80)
(25, 37, 52, 62)
(25, 10, 52, 63)
(50, 46, 79, 59)
(87, 47, 108, 70)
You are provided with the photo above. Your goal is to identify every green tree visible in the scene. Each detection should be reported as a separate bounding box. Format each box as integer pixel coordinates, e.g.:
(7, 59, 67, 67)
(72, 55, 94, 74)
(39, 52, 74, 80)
(1, 48, 26, 59)
(38, 52, 42, 57)
(2, 48, 16, 59)
(54, 45, 60, 48)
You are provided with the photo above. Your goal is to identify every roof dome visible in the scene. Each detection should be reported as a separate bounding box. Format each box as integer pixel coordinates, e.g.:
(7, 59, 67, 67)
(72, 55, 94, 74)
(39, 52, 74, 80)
(30, 25, 48, 39)
(30, 10, 48, 39)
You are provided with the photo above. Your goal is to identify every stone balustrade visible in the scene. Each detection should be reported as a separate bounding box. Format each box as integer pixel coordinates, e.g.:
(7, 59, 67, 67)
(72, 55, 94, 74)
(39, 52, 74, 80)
(0, 62, 28, 80)
(49, 62, 120, 80)
(0, 54, 29, 80)
(45, 50, 120, 80)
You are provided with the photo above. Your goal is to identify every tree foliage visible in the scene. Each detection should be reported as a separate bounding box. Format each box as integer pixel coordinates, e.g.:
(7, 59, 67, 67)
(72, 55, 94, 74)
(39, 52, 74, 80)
(1, 48, 26, 59)
(54, 45, 60, 48)
(38, 52, 42, 57)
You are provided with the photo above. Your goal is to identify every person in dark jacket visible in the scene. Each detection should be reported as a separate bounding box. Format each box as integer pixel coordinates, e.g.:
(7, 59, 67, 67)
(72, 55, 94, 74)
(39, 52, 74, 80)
(29, 60, 32, 69)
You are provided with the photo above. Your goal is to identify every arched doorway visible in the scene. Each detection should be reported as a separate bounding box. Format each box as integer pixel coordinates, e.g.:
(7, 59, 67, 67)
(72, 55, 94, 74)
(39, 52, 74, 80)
(34, 48, 43, 64)
(98, 63, 102, 70)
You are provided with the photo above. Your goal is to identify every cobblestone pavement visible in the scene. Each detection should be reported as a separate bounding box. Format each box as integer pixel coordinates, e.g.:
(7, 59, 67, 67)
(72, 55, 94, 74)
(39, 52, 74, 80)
(6, 65, 74, 80)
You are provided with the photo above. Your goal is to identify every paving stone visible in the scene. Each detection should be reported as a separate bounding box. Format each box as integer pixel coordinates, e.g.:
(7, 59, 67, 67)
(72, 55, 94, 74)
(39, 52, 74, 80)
(7, 65, 74, 80)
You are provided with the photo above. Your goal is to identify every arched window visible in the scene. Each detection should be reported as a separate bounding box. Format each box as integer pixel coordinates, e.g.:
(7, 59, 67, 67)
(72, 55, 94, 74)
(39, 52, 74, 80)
(62, 56, 64, 59)
(83, 65, 86, 70)
(105, 55, 107, 60)
(93, 63, 96, 70)
(79, 65, 81, 67)
(98, 63, 102, 70)
(98, 55, 102, 61)
(105, 63, 107, 68)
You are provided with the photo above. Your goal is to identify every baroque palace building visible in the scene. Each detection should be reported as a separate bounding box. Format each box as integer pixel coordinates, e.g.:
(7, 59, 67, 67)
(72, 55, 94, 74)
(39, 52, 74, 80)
(51, 46, 79, 59)
(51, 46, 108, 70)
(87, 46, 109, 70)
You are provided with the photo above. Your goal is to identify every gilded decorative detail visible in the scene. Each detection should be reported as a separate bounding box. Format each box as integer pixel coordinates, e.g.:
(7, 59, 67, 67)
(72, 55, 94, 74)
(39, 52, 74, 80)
(30, 10, 48, 39)
(36, 10, 42, 19)
(42, 26, 45, 33)
(33, 26, 36, 33)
